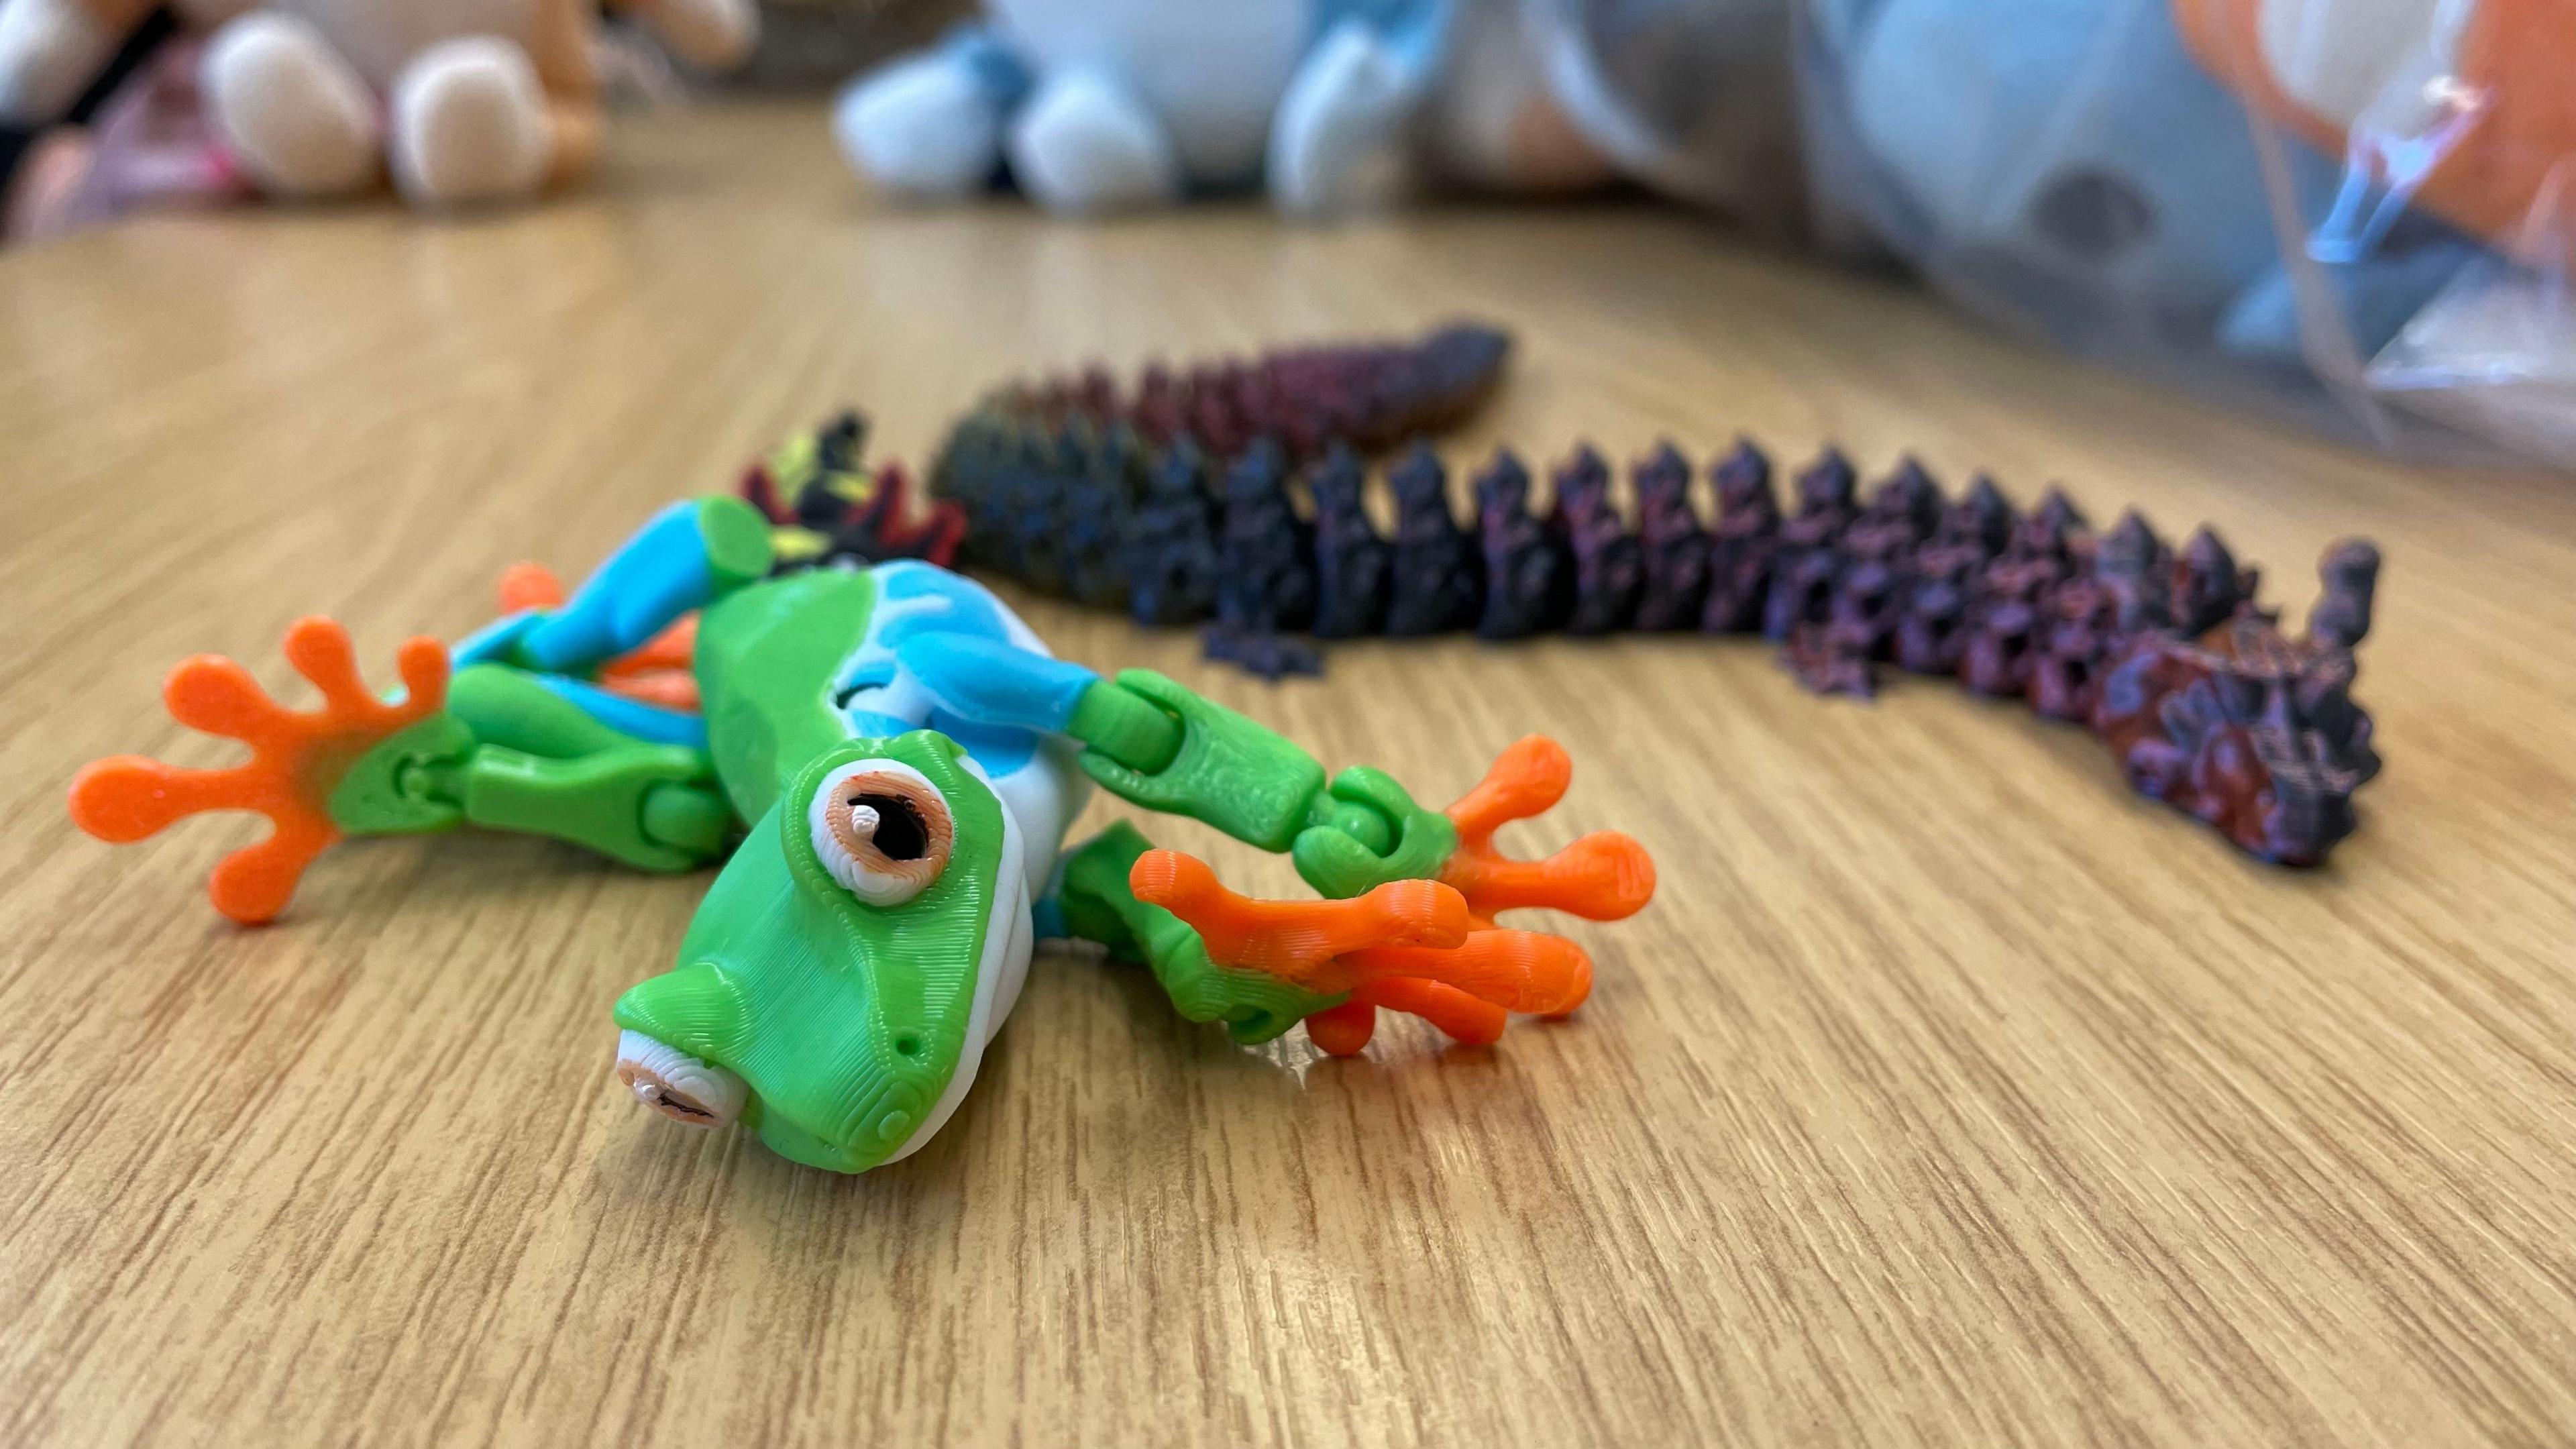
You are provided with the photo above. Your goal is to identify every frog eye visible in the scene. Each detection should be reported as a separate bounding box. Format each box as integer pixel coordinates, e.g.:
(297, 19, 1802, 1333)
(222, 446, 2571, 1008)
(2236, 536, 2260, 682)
(807, 759, 955, 906)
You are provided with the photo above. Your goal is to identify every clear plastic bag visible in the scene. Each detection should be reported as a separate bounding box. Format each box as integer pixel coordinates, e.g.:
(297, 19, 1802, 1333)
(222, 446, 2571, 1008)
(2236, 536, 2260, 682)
(1794, 0, 2576, 467)
(1515, 0, 1805, 230)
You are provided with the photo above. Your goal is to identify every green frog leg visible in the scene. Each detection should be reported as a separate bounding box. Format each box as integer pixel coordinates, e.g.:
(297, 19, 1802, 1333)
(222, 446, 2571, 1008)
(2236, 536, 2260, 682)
(397, 663, 734, 872)
(894, 637, 1466, 1042)
(71, 612, 733, 924)
(894, 638, 1456, 895)
(392, 493, 773, 869)
(1045, 821, 1345, 1044)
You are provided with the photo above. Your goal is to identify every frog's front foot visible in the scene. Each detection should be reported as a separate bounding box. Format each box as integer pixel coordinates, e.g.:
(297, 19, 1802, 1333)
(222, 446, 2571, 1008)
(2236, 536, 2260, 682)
(68, 616, 461, 924)
(614, 1030, 748, 1128)
(1129, 735, 1658, 1057)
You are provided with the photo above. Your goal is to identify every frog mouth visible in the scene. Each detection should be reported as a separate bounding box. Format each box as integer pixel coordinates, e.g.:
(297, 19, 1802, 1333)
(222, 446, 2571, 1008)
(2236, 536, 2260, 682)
(614, 1030, 749, 1128)
(607, 749, 1040, 1172)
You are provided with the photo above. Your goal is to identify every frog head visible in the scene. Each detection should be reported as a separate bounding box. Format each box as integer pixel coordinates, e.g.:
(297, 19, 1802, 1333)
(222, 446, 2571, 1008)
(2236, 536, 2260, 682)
(609, 731, 1031, 1173)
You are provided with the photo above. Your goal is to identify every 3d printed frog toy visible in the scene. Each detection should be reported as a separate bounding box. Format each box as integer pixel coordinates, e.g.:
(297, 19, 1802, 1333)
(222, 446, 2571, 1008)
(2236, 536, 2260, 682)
(69, 495, 1653, 1174)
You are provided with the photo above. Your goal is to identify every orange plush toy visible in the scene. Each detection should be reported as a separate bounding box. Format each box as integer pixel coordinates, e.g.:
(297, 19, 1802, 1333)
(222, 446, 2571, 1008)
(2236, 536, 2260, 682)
(0, 0, 756, 209)
(2175, 0, 2576, 266)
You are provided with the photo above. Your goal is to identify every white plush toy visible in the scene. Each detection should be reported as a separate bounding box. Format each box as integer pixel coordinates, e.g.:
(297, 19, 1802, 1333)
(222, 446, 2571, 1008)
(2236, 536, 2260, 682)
(833, 0, 1616, 217)
(0, 0, 757, 209)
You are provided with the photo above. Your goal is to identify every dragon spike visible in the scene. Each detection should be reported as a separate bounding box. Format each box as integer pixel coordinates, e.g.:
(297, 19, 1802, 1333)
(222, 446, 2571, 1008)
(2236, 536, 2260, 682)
(68, 617, 450, 924)
(1440, 735, 1656, 925)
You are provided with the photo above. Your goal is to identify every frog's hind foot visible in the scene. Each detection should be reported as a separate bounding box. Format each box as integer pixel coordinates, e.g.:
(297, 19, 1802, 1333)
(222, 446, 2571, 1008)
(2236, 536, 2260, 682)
(495, 561, 702, 710)
(68, 617, 458, 924)
(1131, 735, 1658, 1057)
(1127, 849, 1593, 1057)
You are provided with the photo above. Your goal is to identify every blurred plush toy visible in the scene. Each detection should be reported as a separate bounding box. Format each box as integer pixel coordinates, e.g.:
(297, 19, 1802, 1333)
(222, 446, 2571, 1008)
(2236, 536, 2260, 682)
(1, 31, 247, 241)
(0, 0, 758, 209)
(833, 0, 1627, 215)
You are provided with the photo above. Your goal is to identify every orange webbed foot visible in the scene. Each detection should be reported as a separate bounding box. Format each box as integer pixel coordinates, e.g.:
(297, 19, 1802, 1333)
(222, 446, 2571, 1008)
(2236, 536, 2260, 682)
(67, 618, 449, 924)
(1128, 849, 1469, 991)
(1129, 849, 1597, 1056)
(1295, 736, 1656, 1054)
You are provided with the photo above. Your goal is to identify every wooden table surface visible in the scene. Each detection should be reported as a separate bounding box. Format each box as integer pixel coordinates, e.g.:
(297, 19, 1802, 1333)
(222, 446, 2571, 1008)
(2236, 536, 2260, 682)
(5, 101, 2573, 1449)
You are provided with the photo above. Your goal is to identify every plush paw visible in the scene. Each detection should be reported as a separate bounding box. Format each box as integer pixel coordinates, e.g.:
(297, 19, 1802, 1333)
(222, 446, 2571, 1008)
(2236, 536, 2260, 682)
(833, 53, 1003, 199)
(1007, 72, 1181, 214)
(0, 0, 116, 121)
(1269, 23, 1414, 217)
(389, 37, 549, 208)
(200, 12, 377, 197)
(627, 0, 757, 72)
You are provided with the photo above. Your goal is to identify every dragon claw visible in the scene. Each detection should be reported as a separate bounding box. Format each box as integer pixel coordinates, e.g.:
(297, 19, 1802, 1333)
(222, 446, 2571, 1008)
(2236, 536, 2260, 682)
(68, 617, 452, 924)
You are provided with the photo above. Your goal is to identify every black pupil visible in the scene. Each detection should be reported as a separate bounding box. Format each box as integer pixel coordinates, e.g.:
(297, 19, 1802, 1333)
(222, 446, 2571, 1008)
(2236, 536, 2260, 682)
(850, 792, 929, 860)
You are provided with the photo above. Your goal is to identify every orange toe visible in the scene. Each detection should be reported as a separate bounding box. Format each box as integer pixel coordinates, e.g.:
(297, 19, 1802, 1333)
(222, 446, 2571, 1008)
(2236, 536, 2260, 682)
(1354, 978, 1509, 1046)
(1339, 928, 1593, 1016)
(1130, 849, 1470, 989)
(1303, 999, 1379, 1057)
(1440, 735, 1656, 924)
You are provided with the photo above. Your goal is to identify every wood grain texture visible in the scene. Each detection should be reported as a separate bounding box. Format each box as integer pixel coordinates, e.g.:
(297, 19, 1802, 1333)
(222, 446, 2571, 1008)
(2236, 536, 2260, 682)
(3, 101, 2574, 1449)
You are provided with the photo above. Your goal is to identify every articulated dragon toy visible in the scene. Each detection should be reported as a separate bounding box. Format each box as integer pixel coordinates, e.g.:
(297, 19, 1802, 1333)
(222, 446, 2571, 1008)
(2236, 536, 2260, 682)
(68, 495, 1654, 1174)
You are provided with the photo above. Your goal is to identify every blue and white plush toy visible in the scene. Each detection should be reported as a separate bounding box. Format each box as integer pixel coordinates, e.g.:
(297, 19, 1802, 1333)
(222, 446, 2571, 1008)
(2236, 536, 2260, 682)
(832, 0, 1569, 215)
(829, 0, 1669, 216)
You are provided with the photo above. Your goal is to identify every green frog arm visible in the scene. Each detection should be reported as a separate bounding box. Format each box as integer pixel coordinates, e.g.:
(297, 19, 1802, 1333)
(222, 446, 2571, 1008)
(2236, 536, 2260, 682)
(1062, 669, 1457, 898)
(894, 635, 1456, 898)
